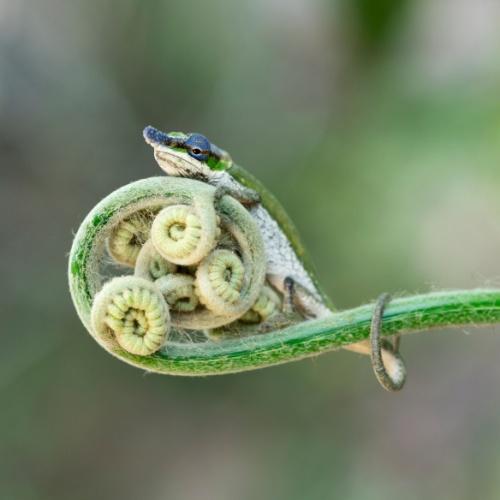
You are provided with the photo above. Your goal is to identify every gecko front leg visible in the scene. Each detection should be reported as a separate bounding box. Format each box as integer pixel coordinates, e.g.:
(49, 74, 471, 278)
(212, 174, 261, 207)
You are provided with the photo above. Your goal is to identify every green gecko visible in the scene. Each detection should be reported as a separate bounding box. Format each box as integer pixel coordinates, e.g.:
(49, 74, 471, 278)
(143, 126, 405, 389)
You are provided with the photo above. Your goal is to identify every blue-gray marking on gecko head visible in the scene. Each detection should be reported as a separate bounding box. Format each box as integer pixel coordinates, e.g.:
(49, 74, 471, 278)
(143, 125, 170, 145)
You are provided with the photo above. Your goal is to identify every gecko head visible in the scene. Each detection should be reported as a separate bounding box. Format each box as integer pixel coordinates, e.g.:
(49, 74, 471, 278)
(143, 126, 232, 180)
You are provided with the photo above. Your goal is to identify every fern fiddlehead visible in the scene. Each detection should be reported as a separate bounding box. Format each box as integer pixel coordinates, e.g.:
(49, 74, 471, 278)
(69, 176, 500, 380)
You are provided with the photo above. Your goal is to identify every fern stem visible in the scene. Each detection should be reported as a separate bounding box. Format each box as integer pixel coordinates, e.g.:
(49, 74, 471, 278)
(119, 288, 500, 375)
(68, 177, 500, 375)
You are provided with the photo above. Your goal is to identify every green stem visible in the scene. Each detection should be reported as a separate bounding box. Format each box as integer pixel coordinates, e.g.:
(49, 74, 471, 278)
(119, 288, 500, 374)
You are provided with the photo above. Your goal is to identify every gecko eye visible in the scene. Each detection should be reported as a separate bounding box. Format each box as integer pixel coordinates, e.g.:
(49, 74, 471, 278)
(185, 133, 211, 162)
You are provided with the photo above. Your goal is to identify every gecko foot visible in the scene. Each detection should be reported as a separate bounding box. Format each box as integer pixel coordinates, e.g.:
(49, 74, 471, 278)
(214, 185, 260, 207)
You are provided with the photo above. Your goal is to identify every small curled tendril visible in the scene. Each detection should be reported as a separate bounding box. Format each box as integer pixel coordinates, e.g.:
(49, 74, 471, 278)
(240, 285, 282, 324)
(107, 212, 152, 267)
(155, 274, 199, 312)
(151, 205, 219, 266)
(91, 276, 170, 356)
(135, 240, 177, 281)
(195, 249, 245, 315)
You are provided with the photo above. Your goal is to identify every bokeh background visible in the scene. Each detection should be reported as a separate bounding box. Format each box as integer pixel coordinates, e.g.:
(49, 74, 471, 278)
(2, 0, 500, 498)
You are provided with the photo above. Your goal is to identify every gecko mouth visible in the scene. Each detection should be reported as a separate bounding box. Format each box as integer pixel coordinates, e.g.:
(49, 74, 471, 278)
(154, 149, 209, 182)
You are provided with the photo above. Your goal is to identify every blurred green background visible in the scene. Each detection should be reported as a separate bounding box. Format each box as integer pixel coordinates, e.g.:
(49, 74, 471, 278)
(2, 0, 500, 499)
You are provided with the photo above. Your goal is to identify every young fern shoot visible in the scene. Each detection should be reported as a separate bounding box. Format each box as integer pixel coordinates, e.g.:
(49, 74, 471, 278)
(68, 127, 500, 391)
